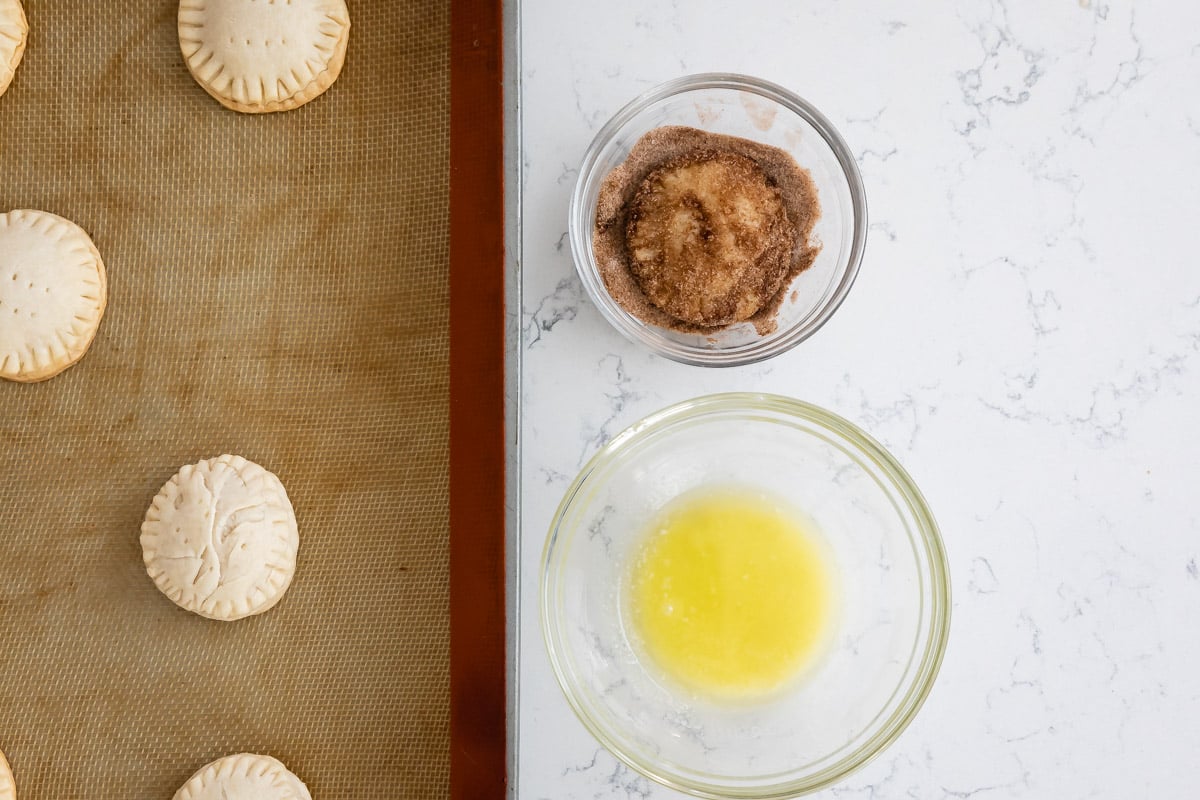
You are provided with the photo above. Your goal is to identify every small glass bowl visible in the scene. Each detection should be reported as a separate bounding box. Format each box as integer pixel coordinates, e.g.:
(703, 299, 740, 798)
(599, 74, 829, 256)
(541, 394, 951, 798)
(568, 74, 868, 367)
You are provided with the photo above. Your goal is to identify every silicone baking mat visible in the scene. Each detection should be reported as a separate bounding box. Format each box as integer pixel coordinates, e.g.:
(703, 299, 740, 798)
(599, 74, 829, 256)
(0, 0, 451, 796)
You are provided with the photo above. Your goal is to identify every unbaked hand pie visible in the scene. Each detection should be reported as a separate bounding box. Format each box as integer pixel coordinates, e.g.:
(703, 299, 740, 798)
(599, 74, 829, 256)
(0, 747, 14, 800)
(141, 455, 300, 621)
(178, 0, 350, 113)
(173, 754, 311, 800)
(0, 0, 27, 98)
(0, 210, 108, 383)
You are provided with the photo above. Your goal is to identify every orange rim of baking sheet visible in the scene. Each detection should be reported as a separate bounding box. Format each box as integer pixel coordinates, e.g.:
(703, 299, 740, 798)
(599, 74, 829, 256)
(450, 0, 508, 797)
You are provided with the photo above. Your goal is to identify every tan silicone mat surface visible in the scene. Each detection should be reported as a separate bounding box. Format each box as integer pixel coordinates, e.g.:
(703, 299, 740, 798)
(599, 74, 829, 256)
(0, 1, 450, 797)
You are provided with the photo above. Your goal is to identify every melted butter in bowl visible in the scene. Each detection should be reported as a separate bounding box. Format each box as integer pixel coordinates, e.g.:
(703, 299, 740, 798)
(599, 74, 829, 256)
(541, 394, 950, 796)
(625, 484, 835, 702)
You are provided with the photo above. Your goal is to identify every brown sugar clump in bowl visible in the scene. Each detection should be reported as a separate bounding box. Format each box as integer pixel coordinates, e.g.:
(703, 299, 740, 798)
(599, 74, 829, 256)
(627, 150, 795, 327)
(594, 125, 821, 335)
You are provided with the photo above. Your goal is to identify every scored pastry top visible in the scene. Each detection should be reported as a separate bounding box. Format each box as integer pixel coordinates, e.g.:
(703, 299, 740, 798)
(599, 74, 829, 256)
(178, 0, 350, 113)
(141, 455, 300, 621)
(0, 209, 107, 383)
(173, 754, 311, 800)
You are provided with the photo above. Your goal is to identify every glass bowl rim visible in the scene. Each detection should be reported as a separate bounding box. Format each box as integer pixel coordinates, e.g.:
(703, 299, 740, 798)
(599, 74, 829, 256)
(540, 392, 952, 798)
(567, 73, 869, 368)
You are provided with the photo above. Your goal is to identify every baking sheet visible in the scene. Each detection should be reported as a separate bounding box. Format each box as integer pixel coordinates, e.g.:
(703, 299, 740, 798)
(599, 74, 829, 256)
(0, 0, 451, 796)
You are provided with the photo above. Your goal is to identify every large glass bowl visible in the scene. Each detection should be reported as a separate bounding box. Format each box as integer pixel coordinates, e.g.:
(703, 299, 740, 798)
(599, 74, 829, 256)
(568, 74, 868, 367)
(541, 394, 951, 798)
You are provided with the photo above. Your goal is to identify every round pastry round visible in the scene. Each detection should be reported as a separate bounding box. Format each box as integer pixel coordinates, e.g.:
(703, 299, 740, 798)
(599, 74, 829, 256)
(174, 754, 311, 800)
(0, 747, 13, 800)
(625, 150, 797, 327)
(0, 0, 27, 98)
(141, 455, 300, 621)
(178, 0, 350, 113)
(0, 210, 107, 383)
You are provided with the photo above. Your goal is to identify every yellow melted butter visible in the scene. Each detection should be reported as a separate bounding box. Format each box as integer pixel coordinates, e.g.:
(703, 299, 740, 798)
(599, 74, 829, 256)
(627, 486, 833, 700)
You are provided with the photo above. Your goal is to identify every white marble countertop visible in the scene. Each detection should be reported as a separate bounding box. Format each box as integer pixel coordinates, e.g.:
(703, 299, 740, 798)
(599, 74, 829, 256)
(514, 1, 1200, 797)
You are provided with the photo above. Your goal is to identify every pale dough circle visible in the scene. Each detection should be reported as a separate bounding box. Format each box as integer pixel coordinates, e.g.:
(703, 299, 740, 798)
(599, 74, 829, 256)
(141, 455, 299, 621)
(0, 747, 13, 800)
(0, 0, 27, 98)
(0, 210, 107, 383)
(178, 0, 350, 114)
(174, 754, 311, 800)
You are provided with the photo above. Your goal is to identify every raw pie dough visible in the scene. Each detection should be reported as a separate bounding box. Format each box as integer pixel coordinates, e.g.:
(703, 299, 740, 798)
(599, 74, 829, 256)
(141, 455, 299, 621)
(174, 754, 311, 800)
(0, 0, 26, 98)
(0, 210, 108, 383)
(0, 747, 13, 800)
(178, 0, 350, 113)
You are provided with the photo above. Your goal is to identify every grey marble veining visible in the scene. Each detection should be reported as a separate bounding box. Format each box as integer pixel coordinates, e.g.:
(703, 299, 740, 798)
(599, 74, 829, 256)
(516, 1, 1200, 796)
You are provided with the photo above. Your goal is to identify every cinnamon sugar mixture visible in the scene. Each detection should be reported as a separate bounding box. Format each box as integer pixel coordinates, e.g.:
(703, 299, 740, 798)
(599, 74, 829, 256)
(594, 126, 821, 335)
